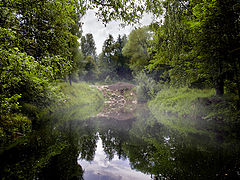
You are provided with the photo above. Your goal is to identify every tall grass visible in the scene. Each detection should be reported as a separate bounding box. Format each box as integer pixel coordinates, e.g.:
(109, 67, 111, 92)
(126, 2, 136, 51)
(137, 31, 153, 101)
(149, 87, 240, 138)
(148, 88, 215, 134)
(59, 82, 103, 106)
(149, 88, 215, 117)
(54, 82, 104, 121)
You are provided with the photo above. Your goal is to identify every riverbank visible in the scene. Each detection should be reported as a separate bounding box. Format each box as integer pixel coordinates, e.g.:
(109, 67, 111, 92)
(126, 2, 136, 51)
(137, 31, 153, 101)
(54, 82, 104, 121)
(59, 82, 103, 107)
(148, 87, 240, 137)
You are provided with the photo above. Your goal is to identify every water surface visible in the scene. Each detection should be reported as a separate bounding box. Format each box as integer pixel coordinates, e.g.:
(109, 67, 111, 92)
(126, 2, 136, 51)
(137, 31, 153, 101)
(0, 104, 240, 180)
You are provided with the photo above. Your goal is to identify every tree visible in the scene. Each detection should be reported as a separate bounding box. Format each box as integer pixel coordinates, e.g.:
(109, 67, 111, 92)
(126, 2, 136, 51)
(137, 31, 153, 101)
(147, 0, 240, 98)
(80, 33, 97, 60)
(68, 5, 83, 85)
(79, 33, 98, 81)
(87, 0, 145, 24)
(123, 26, 152, 73)
(97, 34, 117, 80)
(84, 56, 97, 81)
(98, 34, 131, 80)
(0, 0, 84, 139)
(191, 0, 240, 96)
(114, 34, 132, 79)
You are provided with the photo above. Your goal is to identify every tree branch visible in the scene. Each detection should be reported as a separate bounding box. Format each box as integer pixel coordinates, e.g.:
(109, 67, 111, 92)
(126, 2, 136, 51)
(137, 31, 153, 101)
(92, 0, 113, 7)
(179, 0, 193, 15)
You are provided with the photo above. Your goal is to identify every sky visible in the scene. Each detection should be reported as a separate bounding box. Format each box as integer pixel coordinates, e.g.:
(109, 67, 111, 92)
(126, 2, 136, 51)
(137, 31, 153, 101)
(78, 136, 150, 180)
(81, 9, 154, 55)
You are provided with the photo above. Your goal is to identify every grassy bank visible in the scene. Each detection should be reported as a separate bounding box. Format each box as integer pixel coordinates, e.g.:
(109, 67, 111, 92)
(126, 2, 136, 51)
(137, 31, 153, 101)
(149, 88, 215, 117)
(54, 82, 104, 121)
(148, 87, 240, 136)
(0, 81, 104, 152)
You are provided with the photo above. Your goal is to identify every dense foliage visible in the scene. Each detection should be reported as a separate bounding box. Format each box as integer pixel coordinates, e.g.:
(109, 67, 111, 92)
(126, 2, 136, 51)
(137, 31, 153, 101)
(122, 26, 152, 73)
(0, 0, 83, 141)
(147, 0, 240, 98)
(98, 34, 132, 81)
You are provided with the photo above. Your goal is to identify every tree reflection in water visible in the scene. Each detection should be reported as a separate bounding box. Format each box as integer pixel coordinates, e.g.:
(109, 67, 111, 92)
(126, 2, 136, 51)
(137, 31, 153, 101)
(0, 115, 84, 180)
(1, 105, 240, 180)
(78, 106, 240, 180)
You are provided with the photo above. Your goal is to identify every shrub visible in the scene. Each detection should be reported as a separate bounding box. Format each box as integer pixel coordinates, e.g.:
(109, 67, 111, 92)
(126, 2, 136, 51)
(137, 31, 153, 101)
(134, 72, 161, 102)
(0, 113, 32, 144)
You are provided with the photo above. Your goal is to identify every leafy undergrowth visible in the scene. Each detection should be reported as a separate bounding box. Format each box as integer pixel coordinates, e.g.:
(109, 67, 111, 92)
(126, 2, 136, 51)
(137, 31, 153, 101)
(0, 114, 31, 147)
(148, 88, 240, 137)
(54, 82, 104, 121)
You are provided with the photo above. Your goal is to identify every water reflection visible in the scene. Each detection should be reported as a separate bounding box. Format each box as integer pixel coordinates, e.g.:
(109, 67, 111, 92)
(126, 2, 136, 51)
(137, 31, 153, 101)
(79, 136, 150, 180)
(0, 118, 84, 180)
(1, 104, 240, 180)
(77, 106, 240, 180)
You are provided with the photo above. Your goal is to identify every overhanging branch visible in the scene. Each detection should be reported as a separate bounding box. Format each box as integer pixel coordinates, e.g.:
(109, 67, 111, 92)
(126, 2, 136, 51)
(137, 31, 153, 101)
(92, 0, 113, 7)
(179, 0, 193, 15)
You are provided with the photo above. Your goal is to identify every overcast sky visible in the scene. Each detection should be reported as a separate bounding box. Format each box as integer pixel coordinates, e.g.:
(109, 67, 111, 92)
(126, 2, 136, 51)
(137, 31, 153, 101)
(81, 10, 153, 55)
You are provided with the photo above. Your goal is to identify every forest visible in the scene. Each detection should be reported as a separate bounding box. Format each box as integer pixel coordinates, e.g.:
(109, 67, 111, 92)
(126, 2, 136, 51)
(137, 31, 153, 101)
(0, 0, 240, 179)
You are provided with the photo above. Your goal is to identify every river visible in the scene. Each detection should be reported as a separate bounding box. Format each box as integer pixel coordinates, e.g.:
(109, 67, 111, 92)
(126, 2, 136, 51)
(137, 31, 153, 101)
(0, 101, 240, 180)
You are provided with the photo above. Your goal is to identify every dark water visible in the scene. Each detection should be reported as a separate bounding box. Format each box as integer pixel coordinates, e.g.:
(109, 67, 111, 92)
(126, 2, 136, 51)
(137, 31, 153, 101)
(1, 105, 240, 180)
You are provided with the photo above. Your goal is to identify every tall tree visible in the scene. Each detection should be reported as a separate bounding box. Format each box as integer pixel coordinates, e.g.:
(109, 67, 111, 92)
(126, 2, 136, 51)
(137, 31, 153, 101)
(80, 33, 97, 60)
(114, 34, 132, 79)
(123, 26, 152, 73)
(98, 34, 131, 80)
(191, 0, 240, 96)
(148, 0, 196, 86)
(0, 0, 84, 136)
(98, 34, 116, 79)
(80, 33, 97, 81)
(68, 3, 83, 85)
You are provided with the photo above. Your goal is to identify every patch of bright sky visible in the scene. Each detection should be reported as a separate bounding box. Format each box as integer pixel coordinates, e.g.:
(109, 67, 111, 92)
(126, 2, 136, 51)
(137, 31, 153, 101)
(81, 9, 153, 55)
(78, 136, 151, 180)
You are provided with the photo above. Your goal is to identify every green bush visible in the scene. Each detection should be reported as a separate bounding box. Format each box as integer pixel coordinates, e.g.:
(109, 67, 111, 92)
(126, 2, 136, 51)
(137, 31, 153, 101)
(134, 72, 161, 102)
(0, 114, 32, 143)
(0, 28, 67, 144)
(0, 28, 68, 116)
(0, 47, 65, 115)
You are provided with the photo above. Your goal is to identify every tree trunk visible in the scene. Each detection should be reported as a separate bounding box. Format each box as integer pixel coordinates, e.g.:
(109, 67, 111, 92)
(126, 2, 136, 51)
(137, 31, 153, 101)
(238, 89, 240, 101)
(69, 74, 72, 86)
(65, 76, 68, 83)
(216, 76, 224, 96)
(216, 59, 224, 96)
